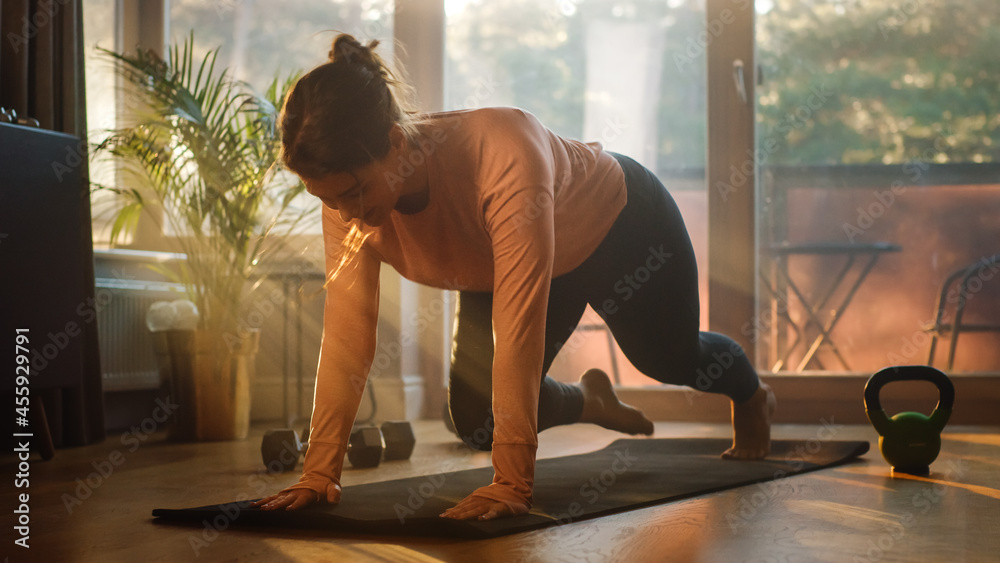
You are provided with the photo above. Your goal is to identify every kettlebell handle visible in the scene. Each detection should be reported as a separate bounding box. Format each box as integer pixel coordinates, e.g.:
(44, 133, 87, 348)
(865, 365, 955, 435)
(864, 365, 955, 412)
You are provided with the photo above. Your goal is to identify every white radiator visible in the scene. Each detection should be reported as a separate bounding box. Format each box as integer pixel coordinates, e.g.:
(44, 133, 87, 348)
(93, 252, 188, 392)
(96, 278, 187, 391)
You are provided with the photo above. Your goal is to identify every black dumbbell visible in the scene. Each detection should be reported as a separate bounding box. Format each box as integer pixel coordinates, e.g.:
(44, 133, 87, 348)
(260, 421, 415, 473)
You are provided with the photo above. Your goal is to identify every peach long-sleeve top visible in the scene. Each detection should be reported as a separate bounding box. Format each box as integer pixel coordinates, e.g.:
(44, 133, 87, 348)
(288, 107, 626, 510)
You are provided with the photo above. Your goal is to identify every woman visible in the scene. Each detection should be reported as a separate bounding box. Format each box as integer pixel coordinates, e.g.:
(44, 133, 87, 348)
(252, 35, 776, 521)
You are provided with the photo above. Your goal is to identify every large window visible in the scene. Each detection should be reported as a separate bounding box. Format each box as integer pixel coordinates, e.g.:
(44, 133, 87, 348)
(169, 0, 393, 95)
(754, 0, 1000, 373)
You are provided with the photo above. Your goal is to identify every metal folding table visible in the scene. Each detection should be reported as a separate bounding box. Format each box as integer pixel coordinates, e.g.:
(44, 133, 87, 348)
(762, 241, 902, 372)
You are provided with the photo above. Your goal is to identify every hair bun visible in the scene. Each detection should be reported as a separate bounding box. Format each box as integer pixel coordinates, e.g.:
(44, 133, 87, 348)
(329, 34, 382, 71)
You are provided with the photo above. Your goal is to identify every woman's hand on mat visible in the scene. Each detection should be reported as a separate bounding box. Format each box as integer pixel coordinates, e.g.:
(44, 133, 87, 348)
(251, 488, 321, 511)
(439, 493, 525, 520)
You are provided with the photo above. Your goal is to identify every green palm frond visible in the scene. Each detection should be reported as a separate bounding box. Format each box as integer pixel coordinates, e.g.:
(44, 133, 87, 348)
(91, 31, 309, 332)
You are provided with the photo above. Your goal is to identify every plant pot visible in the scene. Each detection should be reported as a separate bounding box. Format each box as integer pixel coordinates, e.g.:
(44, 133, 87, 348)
(153, 329, 259, 441)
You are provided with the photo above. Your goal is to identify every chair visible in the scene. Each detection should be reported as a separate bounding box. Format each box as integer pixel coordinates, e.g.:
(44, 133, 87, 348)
(925, 253, 1000, 370)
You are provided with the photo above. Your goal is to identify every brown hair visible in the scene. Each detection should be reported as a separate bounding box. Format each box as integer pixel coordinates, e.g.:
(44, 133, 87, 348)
(279, 34, 419, 180)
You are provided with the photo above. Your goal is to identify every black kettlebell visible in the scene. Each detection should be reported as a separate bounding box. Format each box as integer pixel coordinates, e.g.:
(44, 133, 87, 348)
(864, 365, 954, 475)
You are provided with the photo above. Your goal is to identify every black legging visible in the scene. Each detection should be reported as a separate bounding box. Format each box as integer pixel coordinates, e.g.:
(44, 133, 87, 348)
(447, 153, 760, 451)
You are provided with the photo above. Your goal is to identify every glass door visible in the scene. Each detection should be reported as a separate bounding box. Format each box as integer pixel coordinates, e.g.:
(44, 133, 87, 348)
(755, 0, 1000, 373)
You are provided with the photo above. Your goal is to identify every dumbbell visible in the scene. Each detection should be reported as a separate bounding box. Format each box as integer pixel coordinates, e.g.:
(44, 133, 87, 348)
(260, 421, 415, 473)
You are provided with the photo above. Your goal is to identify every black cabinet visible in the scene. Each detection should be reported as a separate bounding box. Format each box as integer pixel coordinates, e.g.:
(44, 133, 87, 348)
(0, 122, 94, 397)
(0, 123, 104, 446)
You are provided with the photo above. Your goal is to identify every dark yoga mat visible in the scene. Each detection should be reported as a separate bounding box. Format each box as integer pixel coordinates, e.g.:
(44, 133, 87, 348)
(153, 438, 868, 539)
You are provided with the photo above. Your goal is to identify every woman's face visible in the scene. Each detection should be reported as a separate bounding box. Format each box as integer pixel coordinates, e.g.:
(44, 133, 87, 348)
(302, 125, 418, 227)
(303, 155, 400, 227)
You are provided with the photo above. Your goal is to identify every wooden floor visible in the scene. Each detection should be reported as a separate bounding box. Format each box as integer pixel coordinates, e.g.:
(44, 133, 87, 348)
(4, 421, 999, 562)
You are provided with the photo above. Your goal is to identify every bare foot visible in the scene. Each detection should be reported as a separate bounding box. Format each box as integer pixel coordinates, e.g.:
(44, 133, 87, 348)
(578, 369, 654, 435)
(722, 381, 777, 460)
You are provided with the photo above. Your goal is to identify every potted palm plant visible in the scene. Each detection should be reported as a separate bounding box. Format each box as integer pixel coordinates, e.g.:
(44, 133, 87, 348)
(92, 34, 310, 441)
